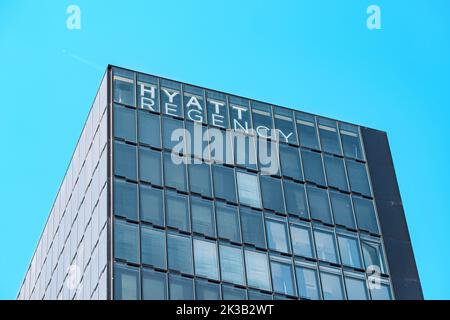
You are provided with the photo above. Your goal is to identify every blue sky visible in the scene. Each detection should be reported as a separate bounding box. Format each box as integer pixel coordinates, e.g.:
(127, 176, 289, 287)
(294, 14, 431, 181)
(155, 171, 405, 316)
(0, 0, 449, 299)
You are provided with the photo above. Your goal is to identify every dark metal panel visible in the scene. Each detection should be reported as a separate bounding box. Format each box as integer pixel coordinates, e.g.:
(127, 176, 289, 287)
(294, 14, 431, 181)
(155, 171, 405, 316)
(361, 127, 423, 300)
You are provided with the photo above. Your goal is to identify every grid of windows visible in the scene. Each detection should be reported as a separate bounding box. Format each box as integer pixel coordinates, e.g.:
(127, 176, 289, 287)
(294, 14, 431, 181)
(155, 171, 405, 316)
(111, 67, 392, 300)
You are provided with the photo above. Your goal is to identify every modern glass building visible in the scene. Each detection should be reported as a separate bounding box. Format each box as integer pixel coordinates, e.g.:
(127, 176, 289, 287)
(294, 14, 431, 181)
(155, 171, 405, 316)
(17, 65, 422, 300)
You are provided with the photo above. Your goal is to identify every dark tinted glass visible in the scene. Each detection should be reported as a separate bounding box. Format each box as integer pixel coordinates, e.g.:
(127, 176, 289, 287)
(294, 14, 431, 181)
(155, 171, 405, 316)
(114, 179, 138, 221)
(164, 153, 187, 191)
(346, 160, 371, 197)
(114, 141, 137, 180)
(301, 149, 326, 186)
(188, 162, 212, 197)
(162, 117, 184, 150)
(191, 197, 215, 237)
(279, 144, 303, 181)
(307, 186, 332, 224)
(167, 233, 193, 274)
(260, 176, 285, 213)
(353, 197, 379, 234)
(240, 208, 266, 248)
(216, 202, 241, 243)
(142, 269, 167, 300)
(141, 226, 166, 269)
(196, 280, 220, 300)
(166, 191, 190, 232)
(139, 147, 162, 186)
(114, 220, 139, 264)
(114, 264, 140, 300)
(169, 274, 194, 300)
(140, 185, 164, 226)
(283, 180, 309, 219)
(114, 104, 136, 142)
(138, 111, 161, 148)
(222, 285, 247, 300)
(213, 165, 237, 203)
(330, 191, 355, 229)
(318, 124, 342, 155)
(323, 155, 348, 191)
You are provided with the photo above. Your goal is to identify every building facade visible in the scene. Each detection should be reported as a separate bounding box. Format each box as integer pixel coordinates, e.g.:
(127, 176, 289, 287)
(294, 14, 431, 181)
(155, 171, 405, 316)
(17, 65, 423, 300)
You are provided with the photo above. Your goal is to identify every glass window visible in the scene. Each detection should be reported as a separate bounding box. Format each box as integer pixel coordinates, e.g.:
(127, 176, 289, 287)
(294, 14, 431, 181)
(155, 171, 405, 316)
(138, 111, 161, 148)
(114, 141, 137, 180)
(140, 185, 164, 226)
(114, 179, 138, 221)
(164, 153, 187, 191)
(240, 207, 266, 248)
(191, 197, 215, 237)
(248, 290, 273, 300)
(216, 202, 241, 243)
(296, 112, 319, 150)
(257, 137, 280, 176)
(251, 101, 273, 137)
(318, 120, 342, 155)
(323, 155, 348, 191)
(307, 186, 332, 224)
(114, 104, 136, 142)
(184, 88, 206, 123)
(271, 260, 296, 296)
(196, 280, 221, 300)
(353, 197, 379, 234)
(337, 234, 362, 269)
(345, 276, 368, 300)
(114, 264, 140, 300)
(142, 269, 167, 300)
(296, 266, 321, 300)
(137, 73, 159, 112)
(330, 192, 356, 229)
(228, 96, 250, 119)
(219, 245, 245, 286)
(301, 149, 326, 186)
(244, 250, 271, 291)
(167, 233, 193, 274)
(113, 70, 135, 106)
(169, 274, 194, 300)
(213, 165, 237, 203)
(283, 180, 309, 219)
(233, 133, 257, 170)
(141, 226, 166, 269)
(320, 270, 345, 300)
(139, 147, 162, 186)
(207, 91, 229, 128)
(185, 121, 210, 160)
(222, 285, 247, 300)
(274, 107, 297, 144)
(188, 162, 212, 197)
(194, 239, 219, 280)
(114, 220, 139, 264)
(166, 191, 190, 232)
(266, 218, 290, 254)
(340, 124, 363, 160)
(162, 117, 184, 150)
(260, 176, 285, 213)
(290, 224, 315, 259)
(314, 229, 338, 264)
(362, 240, 386, 273)
(346, 160, 371, 197)
(236, 172, 261, 208)
(370, 283, 392, 300)
(209, 128, 233, 164)
(279, 144, 303, 181)
(161, 82, 182, 117)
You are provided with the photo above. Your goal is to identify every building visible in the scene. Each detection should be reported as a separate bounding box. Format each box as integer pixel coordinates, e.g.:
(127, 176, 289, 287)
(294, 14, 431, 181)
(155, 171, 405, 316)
(17, 65, 423, 300)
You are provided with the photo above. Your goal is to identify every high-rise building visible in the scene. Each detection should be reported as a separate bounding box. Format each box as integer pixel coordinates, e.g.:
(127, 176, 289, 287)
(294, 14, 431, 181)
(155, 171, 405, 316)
(17, 65, 423, 300)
